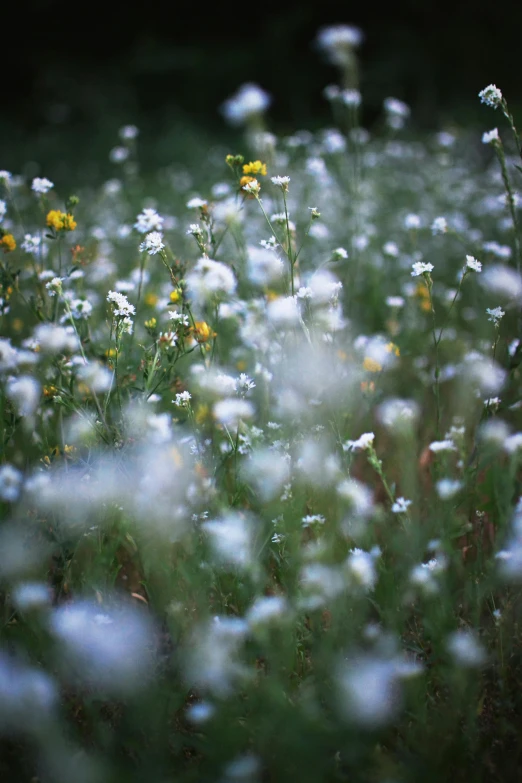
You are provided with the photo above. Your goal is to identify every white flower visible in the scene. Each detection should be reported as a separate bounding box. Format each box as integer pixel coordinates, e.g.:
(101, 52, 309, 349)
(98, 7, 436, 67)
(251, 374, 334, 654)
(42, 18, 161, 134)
(383, 241, 399, 257)
(271, 175, 290, 191)
(242, 179, 261, 196)
(436, 479, 463, 499)
(486, 306, 505, 325)
(187, 223, 204, 237)
(411, 261, 434, 277)
(345, 548, 378, 590)
(0, 200, 6, 222)
(45, 277, 63, 296)
(31, 177, 54, 194)
(333, 247, 348, 259)
(119, 124, 139, 140)
(134, 208, 163, 234)
(482, 128, 500, 144)
(342, 89, 362, 107)
(107, 290, 135, 318)
(447, 630, 486, 667)
(21, 234, 41, 254)
(466, 255, 482, 272)
(69, 299, 93, 320)
(404, 214, 421, 230)
(386, 296, 405, 308)
(139, 231, 165, 255)
(236, 374, 256, 395)
(429, 439, 457, 453)
(0, 171, 12, 183)
(109, 146, 129, 163)
(221, 83, 271, 126)
(185, 257, 236, 306)
(173, 391, 192, 408)
(391, 497, 412, 514)
(431, 217, 447, 235)
(168, 311, 190, 327)
(384, 97, 410, 117)
(213, 398, 254, 428)
(479, 84, 503, 109)
(343, 432, 375, 452)
(6, 376, 41, 418)
(316, 25, 364, 67)
(0, 464, 23, 502)
(186, 197, 207, 209)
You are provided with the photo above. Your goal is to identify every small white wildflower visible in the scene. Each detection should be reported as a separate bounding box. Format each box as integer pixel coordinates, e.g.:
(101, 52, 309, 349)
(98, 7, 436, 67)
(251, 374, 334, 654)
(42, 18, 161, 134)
(486, 306, 505, 325)
(0, 464, 23, 502)
(187, 223, 204, 238)
(236, 374, 256, 395)
(119, 124, 139, 140)
(436, 479, 463, 499)
(21, 234, 41, 254)
(411, 261, 434, 277)
(386, 296, 405, 308)
(429, 439, 457, 453)
(479, 84, 503, 109)
(0, 200, 6, 222)
(383, 241, 399, 257)
(466, 255, 482, 272)
(431, 217, 448, 235)
(404, 214, 421, 230)
(213, 398, 254, 428)
(242, 179, 261, 196)
(271, 175, 290, 191)
(139, 231, 165, 255)
(45, 277, 63, 296)
(31, 177, 54, 194)
(447, 630, 486, 667)
(109, 146, 129, 163)
(173, 391, 192, 408)
(221, 83, 271, 126)
(342, 89, 362, 107)
(482, 128, 500, 144)
(186, 197, 207, 209)
(343, 432, 375, 452)
(107, 290, 135, 318)
(168, 311, 190, 327)
(391, 497, 412, 514)
(332, 247, 348, 259)
(134, 208, 163, 234)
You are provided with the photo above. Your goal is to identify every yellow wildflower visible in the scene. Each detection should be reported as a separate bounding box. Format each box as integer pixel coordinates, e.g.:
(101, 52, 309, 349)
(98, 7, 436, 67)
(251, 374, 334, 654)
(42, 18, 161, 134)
(386, 342, 400, 357)
(46, 210, 77, 232)
(193, 321, 215, 343)
(195, 403, 210, 425)
(243, 160, 267, 176)
(144, 317, 157, 330)
(0, 234, 16, 252)
(145, 292, 159, 307)
(170, 289, 182, 303)
(363, 356, 382, 373)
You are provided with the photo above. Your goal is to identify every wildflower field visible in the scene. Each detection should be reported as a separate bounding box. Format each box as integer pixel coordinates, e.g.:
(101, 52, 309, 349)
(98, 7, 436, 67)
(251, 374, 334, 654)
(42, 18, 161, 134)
(2, 25, 522, 783)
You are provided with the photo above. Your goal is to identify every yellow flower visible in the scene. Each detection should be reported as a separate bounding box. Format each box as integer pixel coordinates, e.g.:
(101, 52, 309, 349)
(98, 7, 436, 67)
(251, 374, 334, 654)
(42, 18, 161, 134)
(43, 385, 58, 398)
(363, 356, 382, 373)
(239, 175, 260, 198)
(0, 234, 16, 252)
(105, 347, 118, 358)
(46, 210, 77, 232)
(145, 292, 159, 306)
(386, 342, 400, 357)
(144, 317, 157, 330)
(195, 403, 210, 425)
(193, 321, 215, 343)
(243, 160, 267, 176)
(170, 289, 182, 303)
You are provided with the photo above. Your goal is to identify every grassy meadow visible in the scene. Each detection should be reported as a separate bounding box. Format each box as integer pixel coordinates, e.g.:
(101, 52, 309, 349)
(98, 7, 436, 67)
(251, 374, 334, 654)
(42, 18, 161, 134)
(1, 26, 522, 783)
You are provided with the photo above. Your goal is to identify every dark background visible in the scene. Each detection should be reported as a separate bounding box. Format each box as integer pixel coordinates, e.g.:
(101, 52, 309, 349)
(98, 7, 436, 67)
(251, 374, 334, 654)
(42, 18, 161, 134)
(3, 0, 521, 178)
